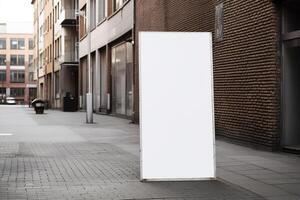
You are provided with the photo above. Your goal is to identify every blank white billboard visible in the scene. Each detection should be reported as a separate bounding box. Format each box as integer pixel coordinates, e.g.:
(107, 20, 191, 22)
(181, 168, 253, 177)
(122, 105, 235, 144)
(139, 32, 215, 181)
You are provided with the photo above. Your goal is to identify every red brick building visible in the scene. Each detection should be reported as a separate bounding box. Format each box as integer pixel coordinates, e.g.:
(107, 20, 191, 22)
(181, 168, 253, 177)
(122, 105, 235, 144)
(135, 0, 300, 151)
(0, 33, 37, 104)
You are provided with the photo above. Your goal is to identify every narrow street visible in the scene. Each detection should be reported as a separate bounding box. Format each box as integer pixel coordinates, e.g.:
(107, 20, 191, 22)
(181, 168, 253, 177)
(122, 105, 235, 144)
(0, 106, 299, 200)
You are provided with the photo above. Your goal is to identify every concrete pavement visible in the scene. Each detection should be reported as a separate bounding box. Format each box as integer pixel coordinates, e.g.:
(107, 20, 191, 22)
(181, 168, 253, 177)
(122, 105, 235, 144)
(0, 105, 299, 199)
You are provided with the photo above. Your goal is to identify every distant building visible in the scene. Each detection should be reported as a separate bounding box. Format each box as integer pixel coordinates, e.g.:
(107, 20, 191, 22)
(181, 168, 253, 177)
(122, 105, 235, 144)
(31, 0, 79, 109)
(0, 23, 7, 34)
(0, 33, 37, 104)
(78, 0, 134, 120)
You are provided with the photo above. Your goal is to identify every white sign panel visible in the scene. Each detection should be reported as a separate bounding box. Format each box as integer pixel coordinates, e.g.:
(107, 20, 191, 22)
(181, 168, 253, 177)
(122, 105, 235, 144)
(139, 32, 215, 181)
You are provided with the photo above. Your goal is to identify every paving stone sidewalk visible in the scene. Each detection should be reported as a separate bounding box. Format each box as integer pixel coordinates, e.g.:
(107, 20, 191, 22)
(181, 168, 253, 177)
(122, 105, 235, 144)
(0, 106, 298, 199)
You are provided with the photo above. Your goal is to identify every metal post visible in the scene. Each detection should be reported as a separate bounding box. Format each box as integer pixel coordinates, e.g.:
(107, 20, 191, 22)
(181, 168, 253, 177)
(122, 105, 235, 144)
(86, 0, 93, 123)
(52, 0, 55, 109)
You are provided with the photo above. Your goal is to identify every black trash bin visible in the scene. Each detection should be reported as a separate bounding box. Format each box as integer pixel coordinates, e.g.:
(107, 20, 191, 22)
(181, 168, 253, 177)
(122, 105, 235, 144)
(63, 93, 77, 112)
(32, 99, 45, 114)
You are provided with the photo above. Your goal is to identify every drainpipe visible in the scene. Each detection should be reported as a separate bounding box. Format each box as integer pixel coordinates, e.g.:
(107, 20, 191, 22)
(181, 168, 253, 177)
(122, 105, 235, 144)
(52, 0, 55, 108)
(36, 0, 40, 99)
(132, 0, 136, 123)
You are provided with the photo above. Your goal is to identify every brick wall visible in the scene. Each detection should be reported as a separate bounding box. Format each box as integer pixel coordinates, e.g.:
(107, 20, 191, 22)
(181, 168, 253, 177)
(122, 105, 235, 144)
(135, 0, 281, 149)
(213, 1, 281, 148)
(134, 0, 167, 123)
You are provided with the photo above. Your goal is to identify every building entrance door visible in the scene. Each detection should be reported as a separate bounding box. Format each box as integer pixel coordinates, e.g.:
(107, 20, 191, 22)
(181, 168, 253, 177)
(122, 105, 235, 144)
(111, 42, 133, 117)
(282, 0, 300, 150)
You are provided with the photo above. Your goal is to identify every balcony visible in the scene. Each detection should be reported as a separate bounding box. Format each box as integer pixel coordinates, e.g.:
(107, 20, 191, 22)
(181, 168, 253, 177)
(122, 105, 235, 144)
(60, 9, 78, 27)
(58, 50, 79, 64)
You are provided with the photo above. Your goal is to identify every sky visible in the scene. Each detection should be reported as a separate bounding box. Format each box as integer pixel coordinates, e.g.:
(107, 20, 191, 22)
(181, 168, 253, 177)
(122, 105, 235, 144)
(0, 0, 33, 34)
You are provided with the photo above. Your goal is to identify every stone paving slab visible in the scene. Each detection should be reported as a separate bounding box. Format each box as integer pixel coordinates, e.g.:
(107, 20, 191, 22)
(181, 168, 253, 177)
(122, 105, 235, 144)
(0, 141, 263, 200)
(0, 105, 299, 199)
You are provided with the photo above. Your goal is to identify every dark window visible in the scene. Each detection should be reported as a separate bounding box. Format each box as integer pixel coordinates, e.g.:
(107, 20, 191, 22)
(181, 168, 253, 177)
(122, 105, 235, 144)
(0, 54, 6, 65)
(55, 5, 57, 23)
(0, 70, 6, 82)
(98, 0, 105, 22)
(29, 56, 33, 72)
(10, 55, 17, 65)
(10, 88, 25, 97)
(19, 55, 25, 65)
(54, 37, 61, 59)
(55, 71, 60, 98)
(0, 87, 6, 95)
(29, 55, 33, 64)
(18, 39, 25, 50)
(10, 55, 25, 66)
(29, 39, 34, 50)
(0, 38, 6, 49)
(90, 0, 96, 28)
(10, 39, 18, 49)
(79, 5, 87, 39)
(50, 13, 52, 29)
(113, 0, 126, 12)
(284, 2, 300, 33)
(10, 70, 25, 83)
(10, 38, 25, 50)
(58, 2, 60, 19)
(39, 52, 43, 68)
(29, 88, 37, 99)
(29, 72, 34, 82)
(49, 44, 52, 60)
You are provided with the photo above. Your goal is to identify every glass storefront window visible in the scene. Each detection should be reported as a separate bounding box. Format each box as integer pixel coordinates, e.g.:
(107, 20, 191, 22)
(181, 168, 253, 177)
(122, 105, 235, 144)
(126, 43, 133, 116)
(100, 50, 107, 111)
(111, 42, 133, 117)
(283, 2, 300, 33)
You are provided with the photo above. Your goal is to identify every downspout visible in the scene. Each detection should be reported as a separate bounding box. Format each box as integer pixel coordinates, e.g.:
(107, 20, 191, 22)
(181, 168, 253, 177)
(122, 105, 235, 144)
(276, 1, 284, 150)
(52, 0, 55, 108)
(132, 0, 136, 123)
(37, 0, 40, 99)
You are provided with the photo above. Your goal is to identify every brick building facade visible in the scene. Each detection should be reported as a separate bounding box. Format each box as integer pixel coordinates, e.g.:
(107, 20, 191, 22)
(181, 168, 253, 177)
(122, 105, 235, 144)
(0, 33, 37, 104)
(31, 0, 79, 110)
(135, 0, 300, 150)
(76, 0, 299, 150)
(78, 0, 134, 121)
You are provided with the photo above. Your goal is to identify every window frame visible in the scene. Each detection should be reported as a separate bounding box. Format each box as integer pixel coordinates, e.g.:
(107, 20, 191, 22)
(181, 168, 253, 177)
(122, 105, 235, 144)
(10, 38, 26, 50)
(55, 71, 60, 99)
(29, 72, 35, 82)
(10, 55, 25, 66)
(0, 38, 6, 49)
(112, 0, 127, 13)
(0, 87, 6, 95)
(0, 54, 6, 66)
(97, 0, 106, 23)
(10, 70, 25, 83)
(80, 5, 88, 39)
(0, 70, 6, 82)
(10, 88, 25, 97)
(90, 0, 97, 29)
(29, 38, 34, 50)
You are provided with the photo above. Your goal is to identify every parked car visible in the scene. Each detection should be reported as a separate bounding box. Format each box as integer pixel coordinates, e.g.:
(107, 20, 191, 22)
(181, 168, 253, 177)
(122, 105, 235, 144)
(6, 97, 16, 105)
